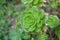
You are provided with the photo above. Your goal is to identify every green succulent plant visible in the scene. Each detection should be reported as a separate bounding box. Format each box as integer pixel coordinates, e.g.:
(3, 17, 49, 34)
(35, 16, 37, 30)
(20, 6, 59, 32)
(21, 0, 43, 6)
(38, 32, 48, 40)
(51, 0, 58, 8)
(9, 28, 30, 40)
(9, 28, 22, 40)
(20, 7, 46, 32)
(55, 26, 60, 40)
(0, 0, 60, 40)
(47, 15, 59, 28)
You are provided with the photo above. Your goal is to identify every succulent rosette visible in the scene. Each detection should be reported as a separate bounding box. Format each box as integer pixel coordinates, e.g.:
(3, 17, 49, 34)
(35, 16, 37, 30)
(38, 32, 48, 40)
(21, 0, 43, 6)
(20, 7, 36, 32)
(47, 15, 59, 28)
(20, 7, 45, 32)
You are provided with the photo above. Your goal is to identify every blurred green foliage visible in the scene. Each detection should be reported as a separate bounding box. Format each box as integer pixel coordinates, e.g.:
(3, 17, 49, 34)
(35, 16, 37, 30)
(51, 0, 58, 8)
